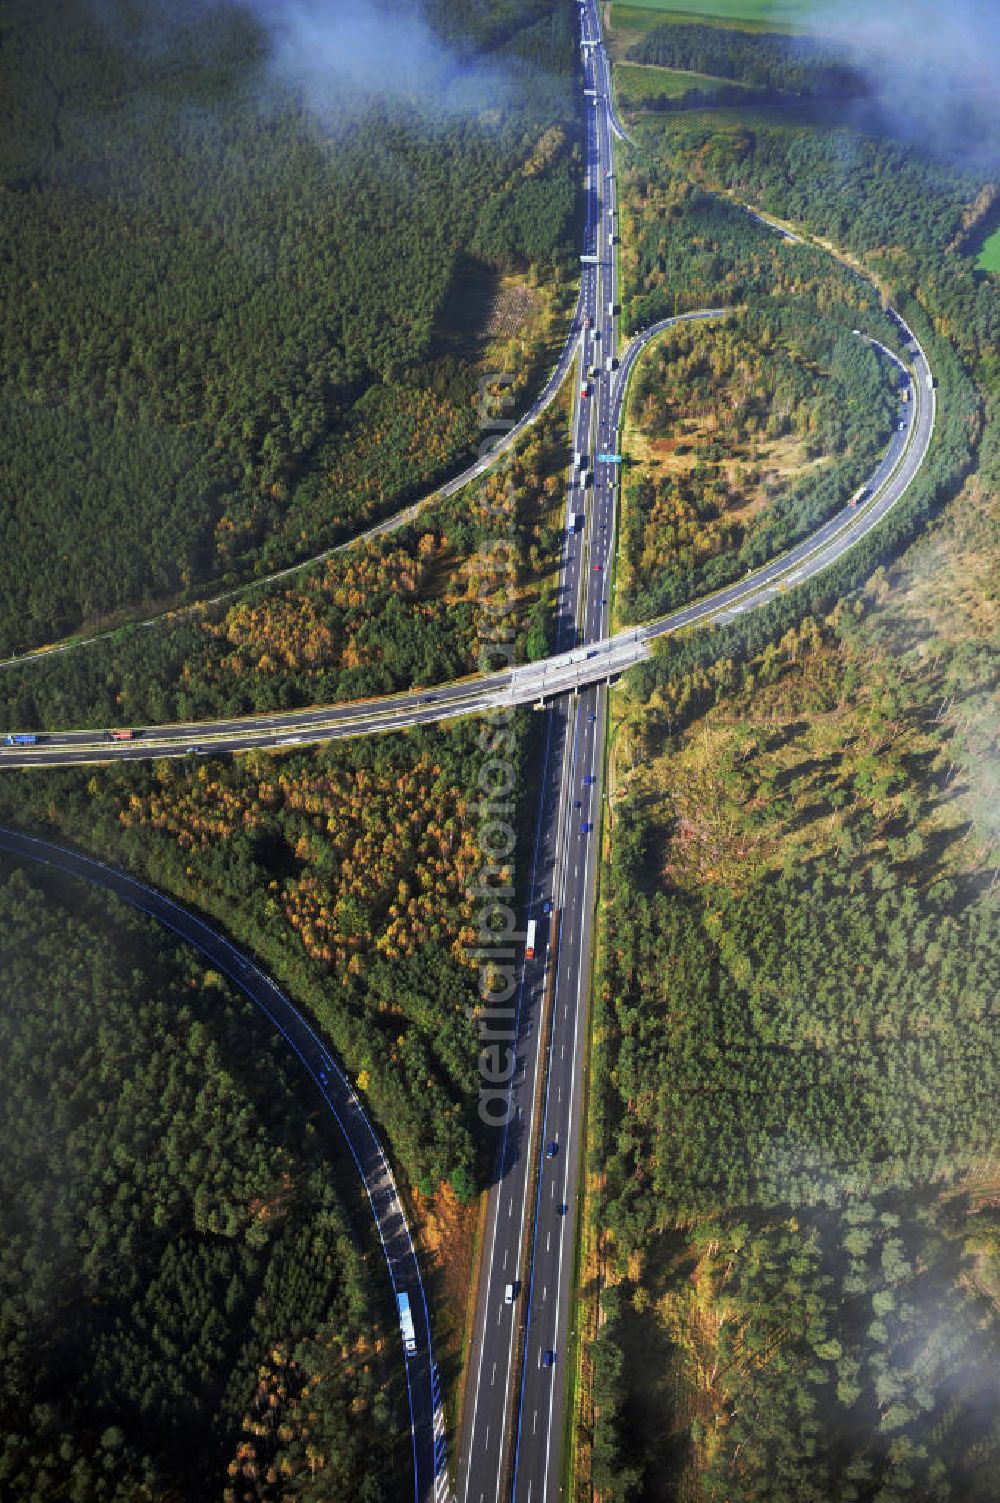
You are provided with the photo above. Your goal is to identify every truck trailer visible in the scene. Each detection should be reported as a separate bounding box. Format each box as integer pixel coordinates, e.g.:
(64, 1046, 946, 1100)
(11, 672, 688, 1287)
(397, 1292, 417, 1357)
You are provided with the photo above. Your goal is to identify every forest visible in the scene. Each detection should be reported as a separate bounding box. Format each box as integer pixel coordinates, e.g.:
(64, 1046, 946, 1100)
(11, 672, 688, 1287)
(591, 571, 1000, 1499)
(3, 5, 999, 1499)
(644, 114, 1000, 378)
(610, 107, 986, 697)
(0, 714, 541, 1199)
(611, 165, 910, 625)
(0, 385, 570, 731)
(618, 297, 898, 625)
(581, 58, 1000, 1503)
(619, 168, 900, 342)
(590, 365, 999, 1497)
(0, 859, 398, 1501)
(0, 0, 578, 656)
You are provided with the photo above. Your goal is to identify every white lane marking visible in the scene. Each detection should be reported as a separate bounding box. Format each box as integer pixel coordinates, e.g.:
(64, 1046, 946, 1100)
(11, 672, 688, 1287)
(491, 1362, 497, 1386)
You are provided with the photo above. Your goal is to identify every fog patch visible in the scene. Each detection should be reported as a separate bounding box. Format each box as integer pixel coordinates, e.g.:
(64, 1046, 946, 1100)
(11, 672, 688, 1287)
(799, 0, 1000, 169)
(245, 0, 520, 124)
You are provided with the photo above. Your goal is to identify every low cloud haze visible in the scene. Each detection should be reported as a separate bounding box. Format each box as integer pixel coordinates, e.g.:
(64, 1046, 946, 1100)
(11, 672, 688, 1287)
(251, 0, 481, 110)
(244, 0, 518, 122)
(83, 0, 528, 127)
(802, 0, 1000, 169)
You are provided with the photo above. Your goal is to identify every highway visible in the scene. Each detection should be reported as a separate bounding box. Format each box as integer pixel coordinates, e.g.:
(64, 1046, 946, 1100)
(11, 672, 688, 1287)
(0, 13, 940, 1503)
(0, 217, 590, 682)
(460, 2, 622, 1499)
(0, 298, 935, 771)
(509, 5, 615, 1496)
(0, 825, 449, 1503)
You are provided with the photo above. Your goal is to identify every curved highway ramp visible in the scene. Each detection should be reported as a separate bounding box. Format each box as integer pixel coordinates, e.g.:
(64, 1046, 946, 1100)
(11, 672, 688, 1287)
(0, 825, 450, 1503)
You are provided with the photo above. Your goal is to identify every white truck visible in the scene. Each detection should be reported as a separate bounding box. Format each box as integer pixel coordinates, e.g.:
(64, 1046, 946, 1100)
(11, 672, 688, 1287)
(397, 1292, 417, 1357)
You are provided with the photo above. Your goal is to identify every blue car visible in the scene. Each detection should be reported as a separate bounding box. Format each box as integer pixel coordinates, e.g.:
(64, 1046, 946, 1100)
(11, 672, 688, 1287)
(543, 900, 553, 915)
(545, 1141, 559, 1159)
(543, 1350, 557, 1368)
(582, 821, 593, 834)
(583, 775, 596, 786)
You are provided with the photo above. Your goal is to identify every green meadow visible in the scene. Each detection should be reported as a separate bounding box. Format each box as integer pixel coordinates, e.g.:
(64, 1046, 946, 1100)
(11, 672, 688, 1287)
(610, 1, 815, 34)
(976, 226, 1000, 272)
(616, 60, 760, 101)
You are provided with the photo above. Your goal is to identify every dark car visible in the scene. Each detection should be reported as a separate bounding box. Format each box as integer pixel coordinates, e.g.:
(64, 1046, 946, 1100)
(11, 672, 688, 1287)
(545, 1141, 559, 1159)
(543, 1350, 556, 1368)
(588, 712, 596, 723)
(583, 775, 596, 786)
(543, 899, 553, 916)
(582, 821, 593, 833)
(574, 799, 582, 809)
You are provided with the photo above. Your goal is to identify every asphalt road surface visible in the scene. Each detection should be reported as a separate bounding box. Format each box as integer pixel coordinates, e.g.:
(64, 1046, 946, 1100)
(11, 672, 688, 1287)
(0, 825, 450, 1503)
(460, 2, 625, 1499)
